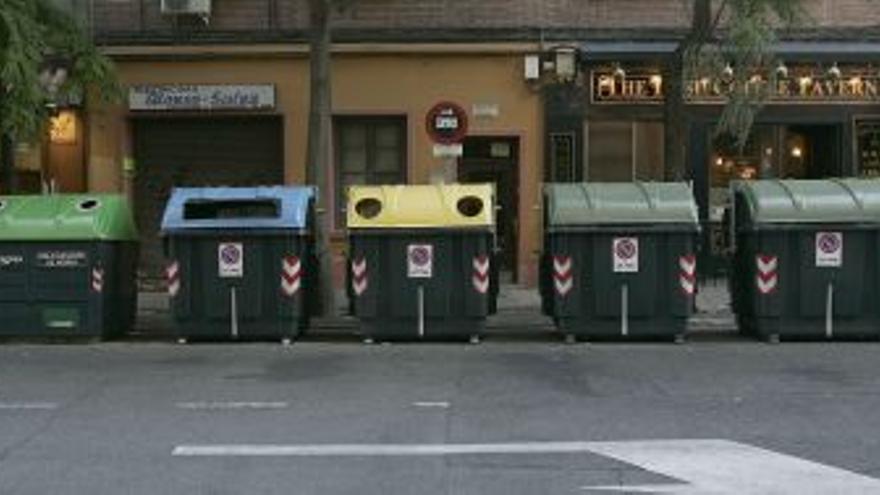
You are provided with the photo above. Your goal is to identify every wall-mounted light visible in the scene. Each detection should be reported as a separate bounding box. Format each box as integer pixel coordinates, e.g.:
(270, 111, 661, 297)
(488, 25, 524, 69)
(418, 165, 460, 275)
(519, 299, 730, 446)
(553, 47, 578, 82)
(721, 63, 734, 79)
(612, 63, 626, 79)
(775, 62, 789, 78)
(791, 146, 803, 158)
(827, 62, 842, 79)
(49, 110, 77, 145)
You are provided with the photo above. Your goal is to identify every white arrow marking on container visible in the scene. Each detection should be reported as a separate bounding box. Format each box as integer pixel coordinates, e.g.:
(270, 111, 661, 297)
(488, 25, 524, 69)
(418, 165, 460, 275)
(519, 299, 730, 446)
(582, 439, 880, 494)
(472, 256, 490, 294)
(757, 255, 778, 274)
(281, 256, 302, 296)
(351, 258, 368, 296)
(166, 261, 181, 297)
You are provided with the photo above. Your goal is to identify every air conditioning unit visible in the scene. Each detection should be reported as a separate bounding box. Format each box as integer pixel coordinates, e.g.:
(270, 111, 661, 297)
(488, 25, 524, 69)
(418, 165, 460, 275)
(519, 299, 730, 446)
(161, 0, 211, 16)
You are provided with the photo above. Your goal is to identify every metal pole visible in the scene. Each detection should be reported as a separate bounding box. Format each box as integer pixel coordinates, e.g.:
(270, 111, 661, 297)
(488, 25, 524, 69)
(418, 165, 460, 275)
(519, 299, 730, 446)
(418, 285, 425, 339)
(621, 284, 629, 337)
(825, 283, 834, 340)
(231, 287, 239, 339)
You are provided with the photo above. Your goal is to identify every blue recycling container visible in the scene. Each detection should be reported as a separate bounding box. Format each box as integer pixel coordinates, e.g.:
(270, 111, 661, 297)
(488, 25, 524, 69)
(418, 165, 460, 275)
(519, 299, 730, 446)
(160, 187, 316, 341)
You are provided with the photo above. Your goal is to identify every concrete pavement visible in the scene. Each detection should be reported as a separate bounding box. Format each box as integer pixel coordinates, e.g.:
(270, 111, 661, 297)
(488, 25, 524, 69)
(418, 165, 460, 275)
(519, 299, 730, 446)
(0, 341, 878, 494)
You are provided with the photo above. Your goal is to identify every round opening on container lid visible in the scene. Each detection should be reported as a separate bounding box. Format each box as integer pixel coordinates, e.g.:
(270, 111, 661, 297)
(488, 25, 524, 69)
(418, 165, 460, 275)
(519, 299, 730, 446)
(77, 199, 101, 212)
(354, 198, 383, 219)
(457, 196, 484, 218)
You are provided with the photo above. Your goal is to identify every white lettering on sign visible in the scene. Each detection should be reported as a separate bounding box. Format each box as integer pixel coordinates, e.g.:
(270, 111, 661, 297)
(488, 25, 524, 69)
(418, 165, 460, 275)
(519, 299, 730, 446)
(218, 243, 244, 278)
(613, 237, 639, 273)
(815, 232, 843, 268)
(35, 251, 87, 268)
(129, 85, 276, 111)
(407, 244, 433, 279)
(0, 255, 24, 268)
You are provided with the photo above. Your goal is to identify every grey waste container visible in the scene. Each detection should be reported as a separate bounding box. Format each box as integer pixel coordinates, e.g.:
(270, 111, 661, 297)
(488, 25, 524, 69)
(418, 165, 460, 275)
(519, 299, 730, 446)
(346, 184, 497, 342)
(541, 182, 700, 341)
(160, 187, 316, 342)
(0, 194, 138, 339)
(730, 179, 880, 342)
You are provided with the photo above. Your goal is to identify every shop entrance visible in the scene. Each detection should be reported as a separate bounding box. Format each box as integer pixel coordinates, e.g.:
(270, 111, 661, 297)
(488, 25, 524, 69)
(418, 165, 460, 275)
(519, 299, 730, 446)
(132, 116, 284, 285)
(458, 137, 519, 282)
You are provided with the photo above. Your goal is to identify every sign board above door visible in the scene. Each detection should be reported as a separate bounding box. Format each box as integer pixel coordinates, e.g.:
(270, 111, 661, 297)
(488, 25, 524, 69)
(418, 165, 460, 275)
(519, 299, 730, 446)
(129, 84, 276, 111)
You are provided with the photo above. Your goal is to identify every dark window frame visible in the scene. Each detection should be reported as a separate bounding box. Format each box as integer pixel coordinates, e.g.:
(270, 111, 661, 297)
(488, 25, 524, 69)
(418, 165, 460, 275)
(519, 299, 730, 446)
(333, 115, 407, 226)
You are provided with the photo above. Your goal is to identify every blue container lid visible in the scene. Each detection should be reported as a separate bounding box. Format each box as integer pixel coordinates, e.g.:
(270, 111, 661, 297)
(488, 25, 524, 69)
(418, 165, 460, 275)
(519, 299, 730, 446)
(160, 186, 315, 232)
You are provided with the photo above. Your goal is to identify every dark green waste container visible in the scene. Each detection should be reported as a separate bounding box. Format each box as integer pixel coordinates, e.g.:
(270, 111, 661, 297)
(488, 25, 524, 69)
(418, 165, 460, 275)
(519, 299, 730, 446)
(0, 194, 138, 339)
(160, 187, 316, 342)
(730, 179, 880, 341)
(541, 183, 700, 341)
(347, 184, 497, 342)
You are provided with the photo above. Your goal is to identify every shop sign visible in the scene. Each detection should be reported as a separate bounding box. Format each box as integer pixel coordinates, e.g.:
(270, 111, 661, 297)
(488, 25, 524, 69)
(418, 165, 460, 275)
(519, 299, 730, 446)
(0, 254, 24, 268)
(592, 69, 880, 105)
(129, 84, 276, 111)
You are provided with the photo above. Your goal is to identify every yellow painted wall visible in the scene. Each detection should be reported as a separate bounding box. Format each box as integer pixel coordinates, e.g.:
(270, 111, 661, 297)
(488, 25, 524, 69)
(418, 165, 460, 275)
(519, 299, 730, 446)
(87, 50, 543, 286)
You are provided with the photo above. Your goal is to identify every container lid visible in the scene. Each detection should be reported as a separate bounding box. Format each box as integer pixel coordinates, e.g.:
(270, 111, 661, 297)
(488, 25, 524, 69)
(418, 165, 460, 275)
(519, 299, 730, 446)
(733, 179, 880, 224)
(544, 182, 699, 228)
(160, 186, 315, 232)
(347, 184, 494, 229)
(0, 194, 138, 241)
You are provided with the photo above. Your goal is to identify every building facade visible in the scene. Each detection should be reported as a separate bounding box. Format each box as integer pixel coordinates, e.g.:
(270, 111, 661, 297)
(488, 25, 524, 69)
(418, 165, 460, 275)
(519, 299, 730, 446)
(30, 0, 880, 287)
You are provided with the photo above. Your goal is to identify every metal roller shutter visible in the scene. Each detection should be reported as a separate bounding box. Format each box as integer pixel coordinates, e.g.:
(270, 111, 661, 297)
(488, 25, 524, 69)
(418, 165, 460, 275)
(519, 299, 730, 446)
(132, 116, 284, 286)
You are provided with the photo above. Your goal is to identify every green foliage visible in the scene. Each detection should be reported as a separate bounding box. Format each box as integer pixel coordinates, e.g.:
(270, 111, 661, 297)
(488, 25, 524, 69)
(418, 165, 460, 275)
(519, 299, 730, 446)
(0, 0, 119, 142)
(685, 0, 806, 150)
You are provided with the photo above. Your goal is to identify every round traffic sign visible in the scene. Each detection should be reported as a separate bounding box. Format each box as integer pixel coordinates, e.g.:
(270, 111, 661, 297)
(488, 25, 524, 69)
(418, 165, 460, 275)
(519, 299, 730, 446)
(425, 101, 468, 145)
(220, 244, 241, 265)
(410, 246, 431, 266)
(817, 233, 841, 254)
(615, 239, 637, 259)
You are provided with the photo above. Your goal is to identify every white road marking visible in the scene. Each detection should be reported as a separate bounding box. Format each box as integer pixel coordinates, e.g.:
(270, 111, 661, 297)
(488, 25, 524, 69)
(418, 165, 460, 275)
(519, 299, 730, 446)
(171, 438, 880, 494)
(175, 402, 288, 411)
(0, 402, 59, 410)
(412, 401, 450, 409)
(582, 439, 880, 494)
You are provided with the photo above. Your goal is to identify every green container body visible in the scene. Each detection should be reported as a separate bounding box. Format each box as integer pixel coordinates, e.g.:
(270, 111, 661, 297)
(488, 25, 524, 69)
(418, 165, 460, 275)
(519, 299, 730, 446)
(730, 179, 880, 340)
(345, 184, 498, 341)
(541, 182, 700, 340)
(161, 187, 317, 341)
(0, 195, 139, 339)
(347, 229, 497, 341)
(164, 231, 316, 340)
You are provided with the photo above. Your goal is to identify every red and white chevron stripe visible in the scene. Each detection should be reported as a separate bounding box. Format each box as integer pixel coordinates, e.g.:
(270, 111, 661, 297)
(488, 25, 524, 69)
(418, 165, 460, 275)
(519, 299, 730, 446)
(91, 267, 104, 293)
(351, 258, 368, 296)
(280, 255, 302, 297)
(166, 261, 181, 298)
(756, 254, 778, 295)
(472, 255, 490, 294)
(679, 254, 697, 296)
(553, 255, 573, 297)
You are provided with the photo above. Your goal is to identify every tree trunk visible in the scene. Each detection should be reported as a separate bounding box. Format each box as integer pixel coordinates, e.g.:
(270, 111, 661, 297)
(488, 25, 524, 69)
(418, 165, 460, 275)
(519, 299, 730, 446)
(305, 0, 335, 316)
(664, 0, 713, 181)
(0, 134, 14, 195)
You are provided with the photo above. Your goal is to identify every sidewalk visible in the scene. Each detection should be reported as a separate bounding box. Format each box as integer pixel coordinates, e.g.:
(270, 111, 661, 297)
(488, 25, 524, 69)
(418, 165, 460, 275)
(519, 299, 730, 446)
(134, 281, 736, 338)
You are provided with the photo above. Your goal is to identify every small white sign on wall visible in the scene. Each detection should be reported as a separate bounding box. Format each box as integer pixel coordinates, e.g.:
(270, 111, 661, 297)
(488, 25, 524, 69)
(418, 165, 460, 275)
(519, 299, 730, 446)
(218, 243, 244, 278)
(407, 244, 433, 279)
(612, 237, 639, 273)
(815, 232, 843, 267)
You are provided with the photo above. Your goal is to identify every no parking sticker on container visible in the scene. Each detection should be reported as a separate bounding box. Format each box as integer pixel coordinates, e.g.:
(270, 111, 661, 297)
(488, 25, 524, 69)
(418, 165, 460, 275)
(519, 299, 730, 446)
(613, 237, 639, 273)
(407, 244, 433, 278)
(218, 242, 244, 278)
(815, 232, 843, 268)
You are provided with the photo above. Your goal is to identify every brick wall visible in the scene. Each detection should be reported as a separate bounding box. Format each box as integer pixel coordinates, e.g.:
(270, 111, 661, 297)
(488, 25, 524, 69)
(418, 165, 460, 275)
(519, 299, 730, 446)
(92, 0, 878, 39)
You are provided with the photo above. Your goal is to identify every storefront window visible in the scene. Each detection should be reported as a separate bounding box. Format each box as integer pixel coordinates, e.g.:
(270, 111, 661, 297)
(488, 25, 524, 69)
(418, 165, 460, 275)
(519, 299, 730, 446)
(856, 118, 880, 178)
(334, 116, 406, 225)
(585, 121, 664, 182)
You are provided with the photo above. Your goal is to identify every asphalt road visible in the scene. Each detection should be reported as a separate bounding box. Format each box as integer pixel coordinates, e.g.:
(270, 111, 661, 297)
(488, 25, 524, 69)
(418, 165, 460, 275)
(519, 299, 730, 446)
(1, 341, 879, 494)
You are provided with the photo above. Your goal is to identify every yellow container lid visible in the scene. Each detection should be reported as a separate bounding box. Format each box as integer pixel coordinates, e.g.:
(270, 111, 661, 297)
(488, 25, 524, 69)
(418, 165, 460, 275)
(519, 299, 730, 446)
(347, 184, 495, 229)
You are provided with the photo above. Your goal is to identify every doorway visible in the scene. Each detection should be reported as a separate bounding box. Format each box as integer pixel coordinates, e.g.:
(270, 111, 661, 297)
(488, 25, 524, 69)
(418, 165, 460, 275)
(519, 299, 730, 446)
(458, 136, 519, 282)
